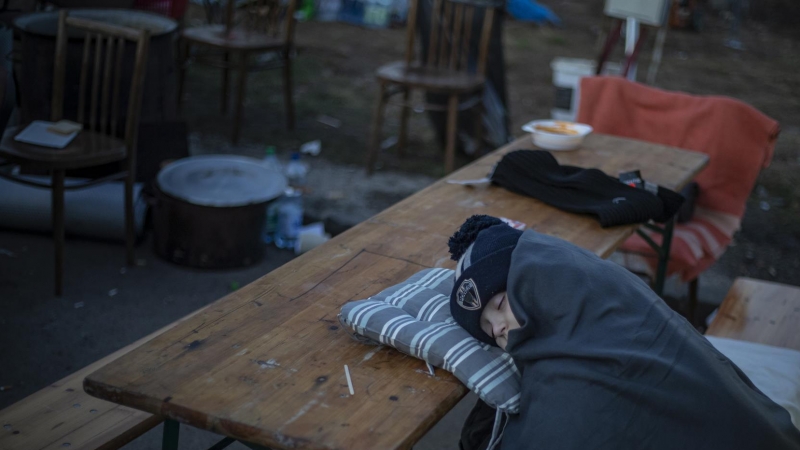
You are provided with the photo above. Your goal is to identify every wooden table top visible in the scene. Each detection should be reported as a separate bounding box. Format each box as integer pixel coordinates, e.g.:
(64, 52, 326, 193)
(84, 133, 709, 450)
(706, 277, 800, 351)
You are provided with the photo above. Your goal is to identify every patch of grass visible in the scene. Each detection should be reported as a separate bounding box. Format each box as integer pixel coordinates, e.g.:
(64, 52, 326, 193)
(509, 34, 535, 51)
(544, 34, 568, 46)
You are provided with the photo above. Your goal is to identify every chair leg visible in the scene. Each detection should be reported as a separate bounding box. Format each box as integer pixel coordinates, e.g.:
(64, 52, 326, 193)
(232, 51, 249, 144)
(221, 51, 230, 115)
(688, 277, 699, 325)
(444, 93, 459, 174)
(367, 83, 387, 175)
(283, 53, 295, 130)
(177, 41, 189, 116)
(473, 91, 485, 155)
(124, 171, 135, 267)
(52, 170, 65, 297)
(366, 83, 388, 175)
(397, 87, 411, 156)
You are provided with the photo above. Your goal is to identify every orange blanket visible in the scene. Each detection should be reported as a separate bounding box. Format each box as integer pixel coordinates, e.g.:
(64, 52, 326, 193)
(576, 76, 780, 281)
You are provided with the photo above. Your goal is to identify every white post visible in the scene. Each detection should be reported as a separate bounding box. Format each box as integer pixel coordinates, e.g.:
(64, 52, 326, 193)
(625, 17, 638, 81)
(647, 25, 668, 84)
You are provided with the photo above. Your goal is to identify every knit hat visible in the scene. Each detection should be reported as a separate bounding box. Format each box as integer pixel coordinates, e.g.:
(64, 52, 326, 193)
(490, 150, 684, 227)
(448, 215, 524, 346)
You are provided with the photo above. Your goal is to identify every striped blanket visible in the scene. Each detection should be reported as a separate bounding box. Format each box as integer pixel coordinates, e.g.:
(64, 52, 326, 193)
(339, 268, 522, 414)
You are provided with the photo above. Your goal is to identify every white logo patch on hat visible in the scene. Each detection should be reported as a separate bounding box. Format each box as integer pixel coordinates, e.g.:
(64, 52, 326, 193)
(457, 278, 481, 310)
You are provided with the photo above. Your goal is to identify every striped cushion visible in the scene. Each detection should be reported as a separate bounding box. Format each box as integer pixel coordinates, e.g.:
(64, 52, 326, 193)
(339, 268, 521, 414)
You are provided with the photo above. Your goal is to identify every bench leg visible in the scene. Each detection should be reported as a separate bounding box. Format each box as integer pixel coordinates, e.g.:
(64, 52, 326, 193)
(162, 419, 180, 450)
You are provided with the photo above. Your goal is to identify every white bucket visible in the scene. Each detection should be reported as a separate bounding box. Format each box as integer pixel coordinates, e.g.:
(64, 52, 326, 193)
(550, 57, 621, 121)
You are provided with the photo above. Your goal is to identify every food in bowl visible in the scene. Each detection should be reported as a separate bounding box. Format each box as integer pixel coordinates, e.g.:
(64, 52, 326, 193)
(534, 121, 580, 136)
(521, 120, 593, 151)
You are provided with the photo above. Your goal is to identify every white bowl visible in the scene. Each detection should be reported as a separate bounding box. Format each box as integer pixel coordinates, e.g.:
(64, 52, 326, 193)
(521, 120, 593, 151)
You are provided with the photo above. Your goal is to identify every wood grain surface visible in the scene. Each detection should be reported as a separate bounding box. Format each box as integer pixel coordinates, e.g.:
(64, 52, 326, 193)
(84, 134, 708, 449)
(706, 277, 800, 351)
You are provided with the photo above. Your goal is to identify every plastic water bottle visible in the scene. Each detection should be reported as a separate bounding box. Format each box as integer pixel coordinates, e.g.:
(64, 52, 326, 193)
(262, 146, 283, 244)
(284, 152, 308, 189)
(262, 145, 282, 173)
(275, 188, 303, 249)
(302, 0, 315, 20)
(263, 197, 282, 244)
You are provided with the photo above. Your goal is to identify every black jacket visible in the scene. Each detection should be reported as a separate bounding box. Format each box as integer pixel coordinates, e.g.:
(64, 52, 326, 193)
(501, 230, 800, 450)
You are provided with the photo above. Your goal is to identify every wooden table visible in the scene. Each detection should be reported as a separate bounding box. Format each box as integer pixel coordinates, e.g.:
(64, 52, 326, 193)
(84, 134, 709, 450)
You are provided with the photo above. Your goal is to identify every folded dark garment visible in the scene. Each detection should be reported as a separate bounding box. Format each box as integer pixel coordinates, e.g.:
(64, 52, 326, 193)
(490, 150, 684, 228)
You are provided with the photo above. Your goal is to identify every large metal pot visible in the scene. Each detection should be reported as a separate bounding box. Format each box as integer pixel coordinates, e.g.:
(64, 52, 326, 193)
(153, 155, 287, 269)
(51, 0, 134, 9)
(13, 9, 178, 127)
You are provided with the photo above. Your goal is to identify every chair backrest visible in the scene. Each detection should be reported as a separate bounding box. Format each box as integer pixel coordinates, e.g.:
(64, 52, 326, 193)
(576, 76, 780, 219)
(405, 0, 498, 75)
(52, 11, 150, 159)
(222, 0, 298, 44)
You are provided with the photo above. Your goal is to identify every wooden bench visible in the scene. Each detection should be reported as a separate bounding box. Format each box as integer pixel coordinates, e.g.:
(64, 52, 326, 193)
(0, 308, 205, 450)
(706, 277, 800, 351)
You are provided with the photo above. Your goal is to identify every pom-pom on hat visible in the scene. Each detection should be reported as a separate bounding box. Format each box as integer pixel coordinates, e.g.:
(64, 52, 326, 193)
(448, 215, 523, 346)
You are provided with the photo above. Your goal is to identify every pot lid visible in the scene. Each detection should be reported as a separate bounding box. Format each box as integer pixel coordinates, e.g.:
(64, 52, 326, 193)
(157, 155, 286, 207)
(14, 9, 178, 37)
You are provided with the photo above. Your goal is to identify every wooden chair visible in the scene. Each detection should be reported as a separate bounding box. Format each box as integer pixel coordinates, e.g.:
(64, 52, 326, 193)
(576, 76, 779, 323)
(366, 0, 498, 175)
(0, 11, 150, 296)
(178, 0, 298, 144)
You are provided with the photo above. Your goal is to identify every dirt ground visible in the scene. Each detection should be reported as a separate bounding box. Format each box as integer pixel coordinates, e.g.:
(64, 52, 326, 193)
(181, 0, 799, 287)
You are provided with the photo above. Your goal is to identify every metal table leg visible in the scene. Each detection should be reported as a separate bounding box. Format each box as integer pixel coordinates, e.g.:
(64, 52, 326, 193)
(160, 419, 275, 450)
(209, 437, 237, 450)
(240, 441, 274, 450)
(635, 216, 675, 297)
(162, 419, 180, 450)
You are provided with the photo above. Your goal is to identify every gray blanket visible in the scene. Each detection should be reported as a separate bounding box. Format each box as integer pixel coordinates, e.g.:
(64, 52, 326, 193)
(501, 230, 800, 449)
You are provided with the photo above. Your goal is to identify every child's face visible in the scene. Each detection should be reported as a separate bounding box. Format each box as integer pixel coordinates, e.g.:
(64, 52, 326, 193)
(480, 291, 520, 349)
